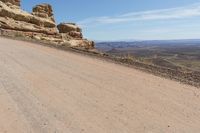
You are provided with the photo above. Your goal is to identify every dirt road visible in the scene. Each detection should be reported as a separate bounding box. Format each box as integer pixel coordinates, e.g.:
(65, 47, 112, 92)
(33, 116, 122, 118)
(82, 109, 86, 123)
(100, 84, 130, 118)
(0, 37, 200, 133)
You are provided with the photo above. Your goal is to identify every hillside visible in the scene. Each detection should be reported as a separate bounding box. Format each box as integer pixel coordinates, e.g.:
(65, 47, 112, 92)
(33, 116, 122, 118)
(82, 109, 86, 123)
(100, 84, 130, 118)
(0, 37, 200, 133)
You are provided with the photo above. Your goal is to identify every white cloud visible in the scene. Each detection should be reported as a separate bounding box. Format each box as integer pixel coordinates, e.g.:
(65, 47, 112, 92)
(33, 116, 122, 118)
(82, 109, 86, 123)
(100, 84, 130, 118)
(78, 2, 200, 27)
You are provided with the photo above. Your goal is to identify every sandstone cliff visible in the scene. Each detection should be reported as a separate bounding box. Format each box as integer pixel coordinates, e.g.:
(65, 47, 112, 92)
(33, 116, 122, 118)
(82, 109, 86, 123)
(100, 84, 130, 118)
(0, 0, 94, 49)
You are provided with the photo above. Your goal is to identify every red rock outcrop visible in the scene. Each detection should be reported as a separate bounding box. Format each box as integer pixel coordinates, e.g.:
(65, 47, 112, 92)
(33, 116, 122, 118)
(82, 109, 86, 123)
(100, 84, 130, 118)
(0, 0, 94, 49)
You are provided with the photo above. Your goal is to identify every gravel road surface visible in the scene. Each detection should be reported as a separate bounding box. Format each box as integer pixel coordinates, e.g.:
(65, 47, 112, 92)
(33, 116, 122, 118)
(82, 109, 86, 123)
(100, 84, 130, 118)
(0, 37, 200, 133)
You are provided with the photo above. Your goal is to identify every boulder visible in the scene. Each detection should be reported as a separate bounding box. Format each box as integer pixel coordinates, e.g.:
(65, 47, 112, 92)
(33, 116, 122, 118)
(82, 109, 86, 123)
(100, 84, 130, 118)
(57, 23, 83, 39)
(57, 23, 82, 33)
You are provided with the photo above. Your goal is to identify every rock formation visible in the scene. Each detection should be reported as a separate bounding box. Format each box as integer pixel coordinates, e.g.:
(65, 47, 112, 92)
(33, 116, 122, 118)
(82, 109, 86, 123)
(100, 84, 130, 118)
(57, 23, 83, 39)
(1, 0, 20, 7)
(32, 4, 55, 22)
(0, 0, 94, 49)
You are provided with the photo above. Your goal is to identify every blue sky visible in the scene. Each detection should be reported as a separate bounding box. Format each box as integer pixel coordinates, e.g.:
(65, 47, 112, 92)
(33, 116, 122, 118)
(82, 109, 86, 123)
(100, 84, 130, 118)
(22, 0, 200, 41)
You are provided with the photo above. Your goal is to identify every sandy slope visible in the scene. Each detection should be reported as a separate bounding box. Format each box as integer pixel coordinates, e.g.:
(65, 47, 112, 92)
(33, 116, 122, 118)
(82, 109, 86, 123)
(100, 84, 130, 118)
(0, 37, 200, 133)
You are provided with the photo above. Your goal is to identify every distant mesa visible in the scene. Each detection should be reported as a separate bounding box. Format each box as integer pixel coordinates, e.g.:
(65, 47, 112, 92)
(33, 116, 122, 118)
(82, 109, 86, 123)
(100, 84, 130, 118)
(0, 0, 94, 49)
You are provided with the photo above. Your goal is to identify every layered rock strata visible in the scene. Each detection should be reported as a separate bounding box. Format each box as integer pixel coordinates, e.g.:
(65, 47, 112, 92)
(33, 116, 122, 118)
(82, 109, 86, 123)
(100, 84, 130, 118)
(0, 0, 94, 48)
(57, 23, 83, 39)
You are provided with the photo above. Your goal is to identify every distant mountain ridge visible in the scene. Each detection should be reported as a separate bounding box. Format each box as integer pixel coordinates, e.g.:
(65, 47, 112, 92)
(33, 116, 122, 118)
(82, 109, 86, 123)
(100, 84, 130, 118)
(96, 39, 200, 51)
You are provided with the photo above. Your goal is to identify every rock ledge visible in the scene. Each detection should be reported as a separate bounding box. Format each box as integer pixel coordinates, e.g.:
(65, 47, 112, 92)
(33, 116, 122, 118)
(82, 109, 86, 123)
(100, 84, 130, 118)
(0, 0, 94, 49)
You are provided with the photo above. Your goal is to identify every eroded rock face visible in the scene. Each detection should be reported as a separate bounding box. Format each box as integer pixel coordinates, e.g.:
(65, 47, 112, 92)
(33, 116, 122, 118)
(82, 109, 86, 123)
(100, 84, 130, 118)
(68, 31, 83, 39)
(32, 4, 55, 22)
(57, 23, 82, 33)
(0, 1, 57, 34)
(0, 0, 20, 7)
(69, 39, 95, 49)
(0, 0, 94, 49)
(57, 23, 83, 39)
